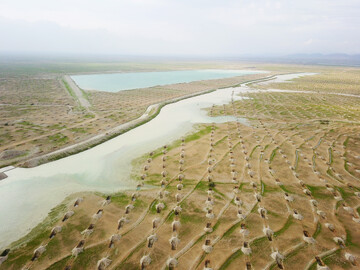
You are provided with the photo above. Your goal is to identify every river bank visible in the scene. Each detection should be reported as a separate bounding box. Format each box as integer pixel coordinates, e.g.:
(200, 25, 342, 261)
(21, 73, 277, 168)
(0, 72, 309, 249)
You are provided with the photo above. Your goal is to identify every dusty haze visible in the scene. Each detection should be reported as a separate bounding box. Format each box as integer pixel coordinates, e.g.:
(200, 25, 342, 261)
(0, 0, 359, 56)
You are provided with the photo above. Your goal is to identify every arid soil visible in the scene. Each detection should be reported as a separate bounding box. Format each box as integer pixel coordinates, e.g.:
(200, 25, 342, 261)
(2, 70, 360, 270)
(0, 67, 274, 168)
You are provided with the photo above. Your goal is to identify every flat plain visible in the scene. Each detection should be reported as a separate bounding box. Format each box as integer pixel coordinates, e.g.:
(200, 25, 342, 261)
(0, 61, 276, 168)
(1, 63, 360, 270)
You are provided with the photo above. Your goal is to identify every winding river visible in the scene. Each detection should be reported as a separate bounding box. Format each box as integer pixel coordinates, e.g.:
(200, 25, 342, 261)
(0, 82, 247, 248)
(0, 72, 313, 249)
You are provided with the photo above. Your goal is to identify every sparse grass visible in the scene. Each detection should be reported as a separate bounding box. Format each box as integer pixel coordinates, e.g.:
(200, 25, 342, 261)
(2, 200, 69, 269)
(48, 133, 69, 144)
(62, 79, 76, 100)
(306, 185, 331, 200)
(107, 192, 130, 207)
(313, 222, 322, 239)
(270, 146, 279, 162)
(218, 249, 243, 270)
(274, 215, 293, 237)
(1, 63, 271, 168)
(4, 64, 360, 270)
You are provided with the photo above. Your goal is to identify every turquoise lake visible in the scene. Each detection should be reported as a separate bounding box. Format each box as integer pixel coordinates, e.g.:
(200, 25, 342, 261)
(71, 69, 263, 92)
(0, 72, 310, 248)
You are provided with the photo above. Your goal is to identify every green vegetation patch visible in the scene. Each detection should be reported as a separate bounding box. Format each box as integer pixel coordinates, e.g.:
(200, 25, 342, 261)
(309, 249, 350, 270)
(150, 125, 213, 159)
(279, 184, 294, 194)
(195, 180, 210, 192)
(71, 243, 107, 269)
(62, 79, 76, 99)
(335, 186, 353, 200)
(48, 133, 69, 144)
(222, 222, 242, 239)
(313, 222, 322, 239)
(105, 192, 130, 207)
(261, 181, 280, 195)
(46, 255, 71, 269)
(218, 249, 243, 270)
(345, 228, 360, 249)
(270, 146, 279, 162)
(214, 135, 228, 147)
(3, 202, 68, 268)
(274, 215, 293, 237)
(306, 185, 331, 200)
(180, 212, 203, 224)
(69, 127, 88, 133)
(250, 145, 260, 157)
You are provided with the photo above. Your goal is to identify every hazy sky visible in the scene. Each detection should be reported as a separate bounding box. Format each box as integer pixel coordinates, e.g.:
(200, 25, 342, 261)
(0, 0, 359, 56)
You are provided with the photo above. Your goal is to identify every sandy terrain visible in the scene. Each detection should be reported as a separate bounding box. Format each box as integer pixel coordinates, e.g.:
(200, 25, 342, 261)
(0, 69, 275, 169)
(2, 70, 360, 270)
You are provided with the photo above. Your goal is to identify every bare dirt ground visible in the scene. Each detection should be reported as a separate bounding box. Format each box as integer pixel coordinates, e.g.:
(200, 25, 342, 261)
(2, 68, 360, 270)
(0, 62, 277, 168)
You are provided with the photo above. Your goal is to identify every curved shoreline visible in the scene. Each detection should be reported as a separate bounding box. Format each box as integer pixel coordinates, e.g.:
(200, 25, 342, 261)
(21, 73, 278, 168)
(1, 72, 308, 250)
